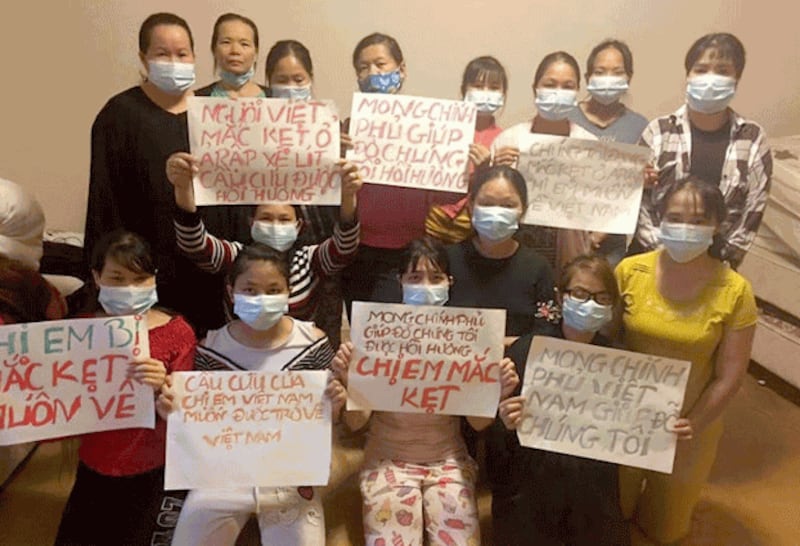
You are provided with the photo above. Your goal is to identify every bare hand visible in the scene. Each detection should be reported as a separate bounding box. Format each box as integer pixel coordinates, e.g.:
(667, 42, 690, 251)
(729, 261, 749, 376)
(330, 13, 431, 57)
(325, 374, 348, 419)
(166, 152, 198, 190)
(589, 231, 609, 250)
(671, 417, 694, 440)
(332, 342, 353, 387)
(643, 164, 659, 189)
(499, 357, 520, 399)
(155, 375, 177, 420)
(338, 160, 364, 199)
(340, 133, 354, 156)
(468, 143, 491, 168)
(493, 146, 519, 167)
(498, 395, 525, 430)
(127, 358, 166, 392)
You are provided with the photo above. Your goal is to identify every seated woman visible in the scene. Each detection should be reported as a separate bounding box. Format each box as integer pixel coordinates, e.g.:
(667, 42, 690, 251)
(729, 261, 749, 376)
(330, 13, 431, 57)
(616, 177, 757, 544)
(166, 153, 362, 346)
(631, 32, 772, 268)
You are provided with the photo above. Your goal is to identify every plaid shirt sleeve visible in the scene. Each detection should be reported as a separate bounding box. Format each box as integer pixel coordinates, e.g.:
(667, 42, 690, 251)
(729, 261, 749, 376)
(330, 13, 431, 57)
(633, 120, 662, 250)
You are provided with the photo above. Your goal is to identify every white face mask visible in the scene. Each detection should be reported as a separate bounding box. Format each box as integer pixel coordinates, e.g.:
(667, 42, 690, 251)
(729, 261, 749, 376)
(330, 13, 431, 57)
(562, 296, 613, 333)
(586, 75, 629, 105)
(233, 293, 289, 330)
(471, 205, 520, 242)
(219, 65, 255, 88)
(464, 89, 505, 114)
(658, 222, 715, 263)
(251, 221, 298, 252)
(686, 74, 736, 114)
(147, 61, 195, 94)
(270, 85, 312, 100)
(402, 283, 449, 306)
(98, 285, 158, 316)
(535, 88, 577, 120)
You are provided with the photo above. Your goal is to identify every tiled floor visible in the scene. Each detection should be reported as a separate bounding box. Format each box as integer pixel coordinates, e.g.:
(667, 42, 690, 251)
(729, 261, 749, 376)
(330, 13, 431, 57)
(1, 371, 798, 545)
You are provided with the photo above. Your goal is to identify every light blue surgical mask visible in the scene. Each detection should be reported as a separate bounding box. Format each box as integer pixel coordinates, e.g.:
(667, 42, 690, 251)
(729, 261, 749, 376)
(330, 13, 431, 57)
(270, 85, 312, 100)
(658, 222, 715, 263)
(562, 297, 613, 333)
(464, 89, 505, 114)
(98, 285, 158, 316)
(251, 221, 298, 252)
(587, 75, 629, 105)
(233, 293, 288, 331)
(147, 61, 195, 95)
(219, 65, 255, 88)
(535, 88, 577, 120)
(686, 74, 736, 114)
(402, 283, 449, 306)
(471, 205, 520, 242)
(358, 69, 403, 94)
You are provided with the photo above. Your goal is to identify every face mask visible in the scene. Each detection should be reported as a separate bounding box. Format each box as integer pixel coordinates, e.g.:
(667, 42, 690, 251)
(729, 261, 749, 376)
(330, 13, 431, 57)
(251, 221, 298, 252)
(270, 85, 312, 100)
(402, 283, 449, 306)
(535, 88, 577, 120)
(464, 89, 505, 114)
(98, 285, 158, 316)
(658, 222, 715, 263)
(233, 293, 289, 331)
(471, 205, 519, 242)
(358, 69, 403, 94)
(686, 74, 736, 114)
(586, 75, 629, 105)
(562, 296, 613, 333)
(219, 65, 255, 88)
(147, 61, 196, 95)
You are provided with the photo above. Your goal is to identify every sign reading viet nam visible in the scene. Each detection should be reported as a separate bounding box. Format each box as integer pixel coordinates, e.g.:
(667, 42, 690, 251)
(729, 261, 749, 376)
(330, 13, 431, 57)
(0, 316, 153, 445)
(188, 97, 341, 205)
(165, 370, 331, 490)
(348, 302, 506, 417)
(516, 134, 650, 234)
(518, 337, 691, 474)
(347, 93, 476, 192)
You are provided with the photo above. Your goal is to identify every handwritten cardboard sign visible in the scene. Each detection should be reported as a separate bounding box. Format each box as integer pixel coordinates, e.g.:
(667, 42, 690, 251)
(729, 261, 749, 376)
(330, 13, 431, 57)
(165, 370, 331, 489)
(188, 97, 341, 205)
(348, 302, 506, 417)
(516, 134, 650, 234)
(517, 337, 691, 473)
(0, 316, 153, 445)
(347, 93, 476, 192)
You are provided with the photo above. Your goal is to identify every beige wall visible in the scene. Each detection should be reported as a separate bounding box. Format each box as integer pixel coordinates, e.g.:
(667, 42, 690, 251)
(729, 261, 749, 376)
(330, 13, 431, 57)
(1, 0, 798, 233)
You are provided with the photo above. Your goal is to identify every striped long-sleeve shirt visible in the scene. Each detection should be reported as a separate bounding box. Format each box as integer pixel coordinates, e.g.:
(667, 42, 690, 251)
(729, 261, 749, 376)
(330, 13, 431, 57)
(174, 209, 359, 323)
(634, 105, 773, 267)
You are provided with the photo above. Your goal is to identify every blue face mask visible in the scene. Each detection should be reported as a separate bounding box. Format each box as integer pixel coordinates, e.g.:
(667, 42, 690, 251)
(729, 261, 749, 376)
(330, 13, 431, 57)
(402, 283, 449, 306)
(562, 296, 613, 333)
(587, 75, 629, 105)
(98, 285, 158, 316)
(147, 61, 195, 95)
(686, 74, 736, 114)
(658, 222, 715, 263)
(471, 205, 520, 242)
(535, 88, 577, 121)
(251, 221, 298, 252)
(233, 293, 288, 331)
(464, 89, 505, 114)
(358, 69, 403, 94)
(270, 85, 312, 100)
(219, 65, 255, 88)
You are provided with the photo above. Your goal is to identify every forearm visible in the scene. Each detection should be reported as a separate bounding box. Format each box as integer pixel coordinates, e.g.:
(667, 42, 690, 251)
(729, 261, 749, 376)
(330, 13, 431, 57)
(174, 184, 197, 213)
(466, 415, 493, 431)
(686, 376, 743, 433)
(342, 409, 371, 432)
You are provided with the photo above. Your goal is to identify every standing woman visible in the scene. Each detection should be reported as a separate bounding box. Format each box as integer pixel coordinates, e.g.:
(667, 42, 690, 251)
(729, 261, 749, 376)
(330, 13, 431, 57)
(616, 177, 756, 544)
(492, 51, 597, 275)
(195, 13, 266, 98)
(631, 33, 772, 269)
(84, 13, 229, 335)
(572, 39, 649, 267)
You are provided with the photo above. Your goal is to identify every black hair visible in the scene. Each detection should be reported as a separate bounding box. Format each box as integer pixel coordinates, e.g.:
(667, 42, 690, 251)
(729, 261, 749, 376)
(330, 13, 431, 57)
(586, 39, 634, 79)
(685, 33, 746, 79)
(352, 33, 404, 70)
(399, 238, 450, 276)
(138, 12, 194, 54)
(228, 244, 291, 288)
(211, 14, 259, 67)
(91, 230, 156, 277)
(658, 176, 728, 259)
(461, 56, 508, 96)
(533, 51, 581, 89)
(470, 165, 529, 209)
(265, 40, 314, 83)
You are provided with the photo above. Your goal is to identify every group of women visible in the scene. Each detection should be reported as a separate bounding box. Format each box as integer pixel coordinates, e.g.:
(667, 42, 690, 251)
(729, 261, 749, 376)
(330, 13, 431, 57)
(0, 8, 768, 546)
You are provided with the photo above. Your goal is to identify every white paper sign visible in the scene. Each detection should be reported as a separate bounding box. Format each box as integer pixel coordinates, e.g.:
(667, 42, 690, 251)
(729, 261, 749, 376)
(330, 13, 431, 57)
(516, 134, 650, 234)
(347, 93, 476, 192)
(517, 337, 691, 474)
(188, 97, 341, 205)
(0, 316, 153, 445)
(165, 370, 331, 490)
(348, 302, 506, 417)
